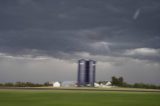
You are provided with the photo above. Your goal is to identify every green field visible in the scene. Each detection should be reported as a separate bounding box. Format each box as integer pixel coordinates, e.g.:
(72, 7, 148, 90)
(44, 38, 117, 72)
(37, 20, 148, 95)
(0, 89, 160, 106)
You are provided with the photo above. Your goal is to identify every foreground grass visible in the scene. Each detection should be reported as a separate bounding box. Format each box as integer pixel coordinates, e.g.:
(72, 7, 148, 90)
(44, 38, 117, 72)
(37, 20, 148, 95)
(0, 89, 160, 106)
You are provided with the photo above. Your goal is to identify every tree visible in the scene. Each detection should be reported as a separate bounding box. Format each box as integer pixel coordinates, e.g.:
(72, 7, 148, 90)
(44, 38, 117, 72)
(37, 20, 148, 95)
(119, 77, 124, 86)
(111, 76, 119, 86)
(4, 82, 14, 87)
(44, 82, 50, 86)
(111, 76, 124, 86)
(0, 83, 3, 87)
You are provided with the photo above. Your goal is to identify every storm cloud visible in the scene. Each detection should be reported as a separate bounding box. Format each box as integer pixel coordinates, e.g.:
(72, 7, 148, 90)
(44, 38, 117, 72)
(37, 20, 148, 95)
(0, 0, 160, 84)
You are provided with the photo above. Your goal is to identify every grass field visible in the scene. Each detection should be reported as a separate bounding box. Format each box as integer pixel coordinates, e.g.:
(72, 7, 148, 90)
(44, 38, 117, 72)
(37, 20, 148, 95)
(0, 89, 160, 106)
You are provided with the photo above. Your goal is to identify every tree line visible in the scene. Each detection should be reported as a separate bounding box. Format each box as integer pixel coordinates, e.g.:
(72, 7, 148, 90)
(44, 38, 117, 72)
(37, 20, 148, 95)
(0, 82, 51, 87)
(111, 76, 160, 89)
(0, 77, 160, 89)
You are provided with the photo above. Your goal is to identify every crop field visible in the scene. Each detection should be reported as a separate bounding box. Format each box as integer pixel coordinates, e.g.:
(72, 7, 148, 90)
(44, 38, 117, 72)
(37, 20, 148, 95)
(0, 88, 160, 106)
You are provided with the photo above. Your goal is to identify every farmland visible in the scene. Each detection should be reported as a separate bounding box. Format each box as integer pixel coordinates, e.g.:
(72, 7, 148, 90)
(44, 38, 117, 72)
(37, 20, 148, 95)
(0, 88, 160, 106)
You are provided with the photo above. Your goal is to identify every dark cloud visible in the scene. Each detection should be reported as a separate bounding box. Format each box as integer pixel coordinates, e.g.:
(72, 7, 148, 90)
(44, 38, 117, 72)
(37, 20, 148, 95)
(0, 0, 160, 84)
(0, 0, 160, 60)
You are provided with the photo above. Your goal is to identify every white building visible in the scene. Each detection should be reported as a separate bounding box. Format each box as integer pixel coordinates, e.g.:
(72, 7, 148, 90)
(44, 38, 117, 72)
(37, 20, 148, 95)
(106, 81, 112, 86)
(53, 82, 61, 87)
(95, 81, 112, 88)
(94, 83, 100, 87)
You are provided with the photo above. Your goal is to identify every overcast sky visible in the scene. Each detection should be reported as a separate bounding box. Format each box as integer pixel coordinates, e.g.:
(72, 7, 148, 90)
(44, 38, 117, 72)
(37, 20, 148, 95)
(0, 0, 160, 84)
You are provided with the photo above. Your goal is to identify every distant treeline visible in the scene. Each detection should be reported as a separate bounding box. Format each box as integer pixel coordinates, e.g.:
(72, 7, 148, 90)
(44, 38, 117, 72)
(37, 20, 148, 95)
(111, 76, 160, 89)
(0, 82, 51, 87)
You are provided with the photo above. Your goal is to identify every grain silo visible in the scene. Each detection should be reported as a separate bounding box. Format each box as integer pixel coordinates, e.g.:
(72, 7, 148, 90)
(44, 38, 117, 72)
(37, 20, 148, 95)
(77, 59, 96, 87)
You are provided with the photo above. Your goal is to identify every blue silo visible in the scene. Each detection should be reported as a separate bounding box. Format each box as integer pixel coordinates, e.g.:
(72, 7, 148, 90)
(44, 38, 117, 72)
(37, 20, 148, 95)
(77, 59, 96, 87)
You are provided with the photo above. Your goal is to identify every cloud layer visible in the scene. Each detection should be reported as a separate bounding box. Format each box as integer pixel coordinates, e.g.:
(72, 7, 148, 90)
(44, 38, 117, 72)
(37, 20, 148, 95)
(0, 0, 160, 84)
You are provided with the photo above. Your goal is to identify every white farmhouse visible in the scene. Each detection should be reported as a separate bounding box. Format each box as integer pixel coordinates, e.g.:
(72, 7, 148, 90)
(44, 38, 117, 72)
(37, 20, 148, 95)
(53, 81, 61, 87)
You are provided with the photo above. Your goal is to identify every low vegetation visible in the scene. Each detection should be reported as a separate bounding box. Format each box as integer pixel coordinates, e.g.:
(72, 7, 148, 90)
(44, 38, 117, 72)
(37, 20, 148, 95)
(111, 76, 160, 89)
(0, 82, 44, 87)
